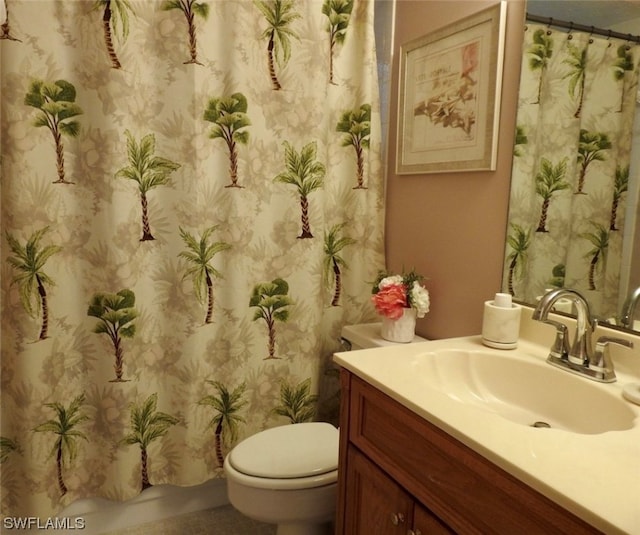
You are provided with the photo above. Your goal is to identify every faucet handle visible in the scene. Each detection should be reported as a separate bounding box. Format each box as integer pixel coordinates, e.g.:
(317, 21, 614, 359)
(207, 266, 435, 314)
(595, 336, 633, 354)
(540, 319, 570, 360)
(590, 336, 634, 382)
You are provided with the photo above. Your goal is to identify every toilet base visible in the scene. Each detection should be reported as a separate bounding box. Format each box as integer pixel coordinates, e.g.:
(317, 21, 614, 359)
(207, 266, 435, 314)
(225, 465, 337, 530)
(276, 521, 333, 535)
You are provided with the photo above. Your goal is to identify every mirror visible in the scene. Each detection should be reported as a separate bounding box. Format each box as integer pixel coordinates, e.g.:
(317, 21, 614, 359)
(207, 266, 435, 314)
(504, 0, 640, 333)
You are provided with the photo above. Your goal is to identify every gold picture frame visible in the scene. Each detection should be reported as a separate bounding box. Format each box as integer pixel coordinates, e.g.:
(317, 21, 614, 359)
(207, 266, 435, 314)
(397, 2, 507, 174)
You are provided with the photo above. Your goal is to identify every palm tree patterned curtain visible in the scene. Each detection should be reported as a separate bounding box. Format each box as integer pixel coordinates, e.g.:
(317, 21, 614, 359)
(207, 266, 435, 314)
(503, 22, 640, 319)
(0, 0, 385, 518)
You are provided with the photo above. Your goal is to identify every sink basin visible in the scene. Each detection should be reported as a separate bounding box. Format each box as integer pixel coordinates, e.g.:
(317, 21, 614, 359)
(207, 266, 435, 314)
(414, 349, 637, 434)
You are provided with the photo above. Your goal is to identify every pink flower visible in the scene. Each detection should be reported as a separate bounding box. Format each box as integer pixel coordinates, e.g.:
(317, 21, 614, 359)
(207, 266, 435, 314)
(371, 284, 407, 319)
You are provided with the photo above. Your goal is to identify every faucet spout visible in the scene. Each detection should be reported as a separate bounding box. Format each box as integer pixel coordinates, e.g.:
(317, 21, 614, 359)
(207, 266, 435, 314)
(533, 288, 632, 382)
(532, 288, 593, 365)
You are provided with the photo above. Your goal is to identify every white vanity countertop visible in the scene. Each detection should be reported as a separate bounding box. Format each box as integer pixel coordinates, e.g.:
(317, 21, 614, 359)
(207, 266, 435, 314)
(334, 332, 640, 534)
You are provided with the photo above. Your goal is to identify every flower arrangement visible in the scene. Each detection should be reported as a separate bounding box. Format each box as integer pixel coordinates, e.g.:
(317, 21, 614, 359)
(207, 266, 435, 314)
(371, 269, 430, 320)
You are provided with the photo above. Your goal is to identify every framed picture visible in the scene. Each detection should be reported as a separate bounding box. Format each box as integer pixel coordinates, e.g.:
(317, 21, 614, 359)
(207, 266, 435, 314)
(396, 2, 507, 174)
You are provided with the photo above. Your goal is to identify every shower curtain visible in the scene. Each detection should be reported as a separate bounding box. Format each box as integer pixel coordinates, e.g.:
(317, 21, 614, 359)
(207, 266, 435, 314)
(503, 21, 640, 320)
(0, 0, 385, 518)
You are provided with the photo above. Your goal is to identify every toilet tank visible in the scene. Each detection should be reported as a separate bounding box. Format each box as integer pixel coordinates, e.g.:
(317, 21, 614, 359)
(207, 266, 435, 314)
(340, 323, 427, 350)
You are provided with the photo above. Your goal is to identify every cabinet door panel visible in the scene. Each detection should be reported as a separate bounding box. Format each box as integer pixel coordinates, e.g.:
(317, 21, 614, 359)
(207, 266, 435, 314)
(344, 447, 413, 535)
(412, 503, 454, 535)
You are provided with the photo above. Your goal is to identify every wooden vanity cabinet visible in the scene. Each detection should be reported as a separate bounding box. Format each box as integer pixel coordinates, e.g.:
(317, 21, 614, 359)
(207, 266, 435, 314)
(345, 445, 453, 534)
(336, 370, 602, 535)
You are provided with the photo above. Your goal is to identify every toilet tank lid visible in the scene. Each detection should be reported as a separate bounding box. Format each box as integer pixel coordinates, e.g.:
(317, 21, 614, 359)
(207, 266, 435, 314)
(228, 422, 339, 479)
(341, 323, 428, 348)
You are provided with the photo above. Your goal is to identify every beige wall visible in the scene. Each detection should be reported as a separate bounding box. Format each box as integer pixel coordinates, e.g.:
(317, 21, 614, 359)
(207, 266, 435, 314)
(386, 0, 527, 339)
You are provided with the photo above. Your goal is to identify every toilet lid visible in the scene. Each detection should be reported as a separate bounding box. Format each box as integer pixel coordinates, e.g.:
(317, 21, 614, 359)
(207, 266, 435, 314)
(228, 422, 339, 479)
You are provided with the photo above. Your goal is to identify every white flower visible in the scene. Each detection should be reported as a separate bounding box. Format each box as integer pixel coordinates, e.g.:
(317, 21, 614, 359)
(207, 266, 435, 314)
(378, 275, 404, 289)
(410, 281, 430, 318)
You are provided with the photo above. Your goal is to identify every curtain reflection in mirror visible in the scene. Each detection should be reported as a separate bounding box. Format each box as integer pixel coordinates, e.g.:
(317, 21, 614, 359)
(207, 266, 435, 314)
(503, 22, 640, 322)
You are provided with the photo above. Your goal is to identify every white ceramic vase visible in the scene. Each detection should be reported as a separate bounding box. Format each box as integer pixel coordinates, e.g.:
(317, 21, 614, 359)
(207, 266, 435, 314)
(381, 307, 417, 343)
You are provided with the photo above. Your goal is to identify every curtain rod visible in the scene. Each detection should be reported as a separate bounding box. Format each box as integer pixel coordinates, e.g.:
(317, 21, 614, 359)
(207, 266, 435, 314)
(526, 13, 640, 44)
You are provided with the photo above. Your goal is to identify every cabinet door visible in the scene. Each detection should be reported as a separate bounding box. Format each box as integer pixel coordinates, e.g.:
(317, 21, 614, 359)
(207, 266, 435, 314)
(344, 447, 413, 534)
(410, 503, 455, 535)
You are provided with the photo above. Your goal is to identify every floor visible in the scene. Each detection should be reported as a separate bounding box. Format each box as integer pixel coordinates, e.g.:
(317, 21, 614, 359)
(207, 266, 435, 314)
(46, 480, 273, 535)
(37, 479, 333, 535)
(103, 505, 277, 535)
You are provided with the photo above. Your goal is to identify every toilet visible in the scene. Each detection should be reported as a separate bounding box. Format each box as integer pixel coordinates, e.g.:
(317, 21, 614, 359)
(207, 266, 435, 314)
(224, 322, 427, 535)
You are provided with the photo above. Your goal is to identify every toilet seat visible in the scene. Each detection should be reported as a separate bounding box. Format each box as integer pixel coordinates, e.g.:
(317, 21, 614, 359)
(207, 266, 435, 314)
(225, 422, 339, 490)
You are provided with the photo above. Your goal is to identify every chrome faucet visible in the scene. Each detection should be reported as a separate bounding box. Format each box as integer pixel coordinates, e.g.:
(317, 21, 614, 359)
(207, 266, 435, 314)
(532, 288, 633, 382)
(620, 286, 640, 330)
